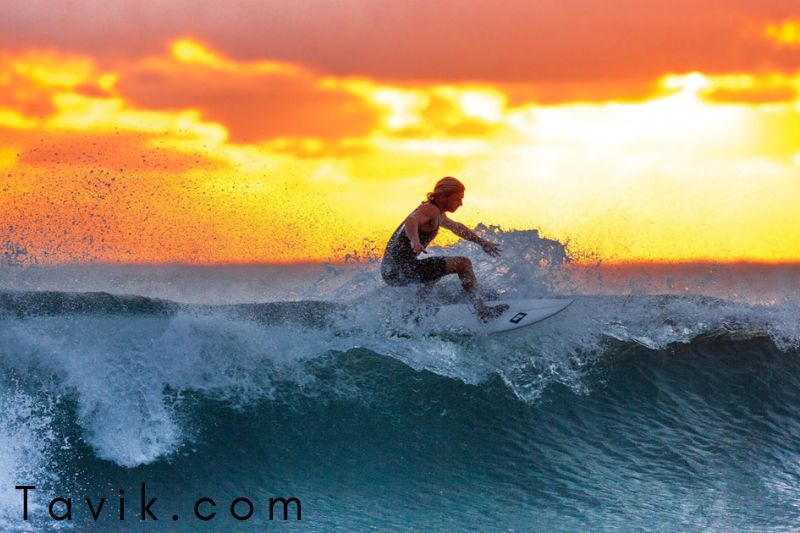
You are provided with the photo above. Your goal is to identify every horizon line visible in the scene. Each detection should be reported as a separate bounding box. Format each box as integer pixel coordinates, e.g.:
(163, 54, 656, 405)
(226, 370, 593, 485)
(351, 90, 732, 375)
(6, 259, 800, 268)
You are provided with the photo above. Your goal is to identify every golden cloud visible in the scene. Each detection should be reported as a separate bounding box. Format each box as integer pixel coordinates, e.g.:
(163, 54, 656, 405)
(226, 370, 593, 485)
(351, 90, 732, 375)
(698, 73, 798, 104)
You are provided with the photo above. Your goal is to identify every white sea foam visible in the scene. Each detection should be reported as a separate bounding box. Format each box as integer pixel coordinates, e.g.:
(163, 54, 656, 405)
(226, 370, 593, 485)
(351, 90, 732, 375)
(0, 385, 60, 531)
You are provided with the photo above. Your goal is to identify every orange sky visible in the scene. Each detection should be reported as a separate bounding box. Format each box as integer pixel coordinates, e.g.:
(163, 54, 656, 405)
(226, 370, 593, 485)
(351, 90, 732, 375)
(1, 1, 799, 264)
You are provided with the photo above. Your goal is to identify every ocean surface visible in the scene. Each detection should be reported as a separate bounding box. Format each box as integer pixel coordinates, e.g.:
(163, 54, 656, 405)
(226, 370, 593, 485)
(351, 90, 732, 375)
(1, 229, 799, 531)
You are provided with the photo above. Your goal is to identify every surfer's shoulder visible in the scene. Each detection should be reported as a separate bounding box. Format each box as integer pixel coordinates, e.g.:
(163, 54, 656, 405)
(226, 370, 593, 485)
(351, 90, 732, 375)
(409, 202, 440, 222)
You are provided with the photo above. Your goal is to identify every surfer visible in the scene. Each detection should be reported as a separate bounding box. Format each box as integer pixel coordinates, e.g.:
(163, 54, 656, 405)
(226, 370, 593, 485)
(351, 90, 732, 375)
(381, 176, 507, 321)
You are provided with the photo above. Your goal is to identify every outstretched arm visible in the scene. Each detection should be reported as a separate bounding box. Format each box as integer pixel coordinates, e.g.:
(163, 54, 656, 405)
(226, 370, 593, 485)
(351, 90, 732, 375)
(441, 217, 502, 257)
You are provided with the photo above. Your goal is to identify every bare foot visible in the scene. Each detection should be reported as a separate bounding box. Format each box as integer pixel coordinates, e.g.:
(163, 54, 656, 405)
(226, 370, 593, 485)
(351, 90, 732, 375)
(479, 303, 509, 323)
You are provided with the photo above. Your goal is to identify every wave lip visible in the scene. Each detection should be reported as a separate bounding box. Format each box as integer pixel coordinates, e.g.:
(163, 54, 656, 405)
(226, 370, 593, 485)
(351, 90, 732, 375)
(3, 339, 799, 530)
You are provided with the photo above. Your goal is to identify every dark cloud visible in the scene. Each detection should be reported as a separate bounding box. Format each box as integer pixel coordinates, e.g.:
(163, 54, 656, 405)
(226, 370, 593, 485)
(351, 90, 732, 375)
(500, 79, 669, 106)
(1, 0, 799, 86)
(116, 61, 379, 143)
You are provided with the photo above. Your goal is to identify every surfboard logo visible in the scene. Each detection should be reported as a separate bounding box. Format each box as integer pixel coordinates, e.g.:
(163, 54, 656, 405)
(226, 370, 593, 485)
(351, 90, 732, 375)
(509, 312, 527, 324)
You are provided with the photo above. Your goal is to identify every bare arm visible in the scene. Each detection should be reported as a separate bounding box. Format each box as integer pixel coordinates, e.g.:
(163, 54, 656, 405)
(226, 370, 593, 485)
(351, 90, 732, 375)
(441, 216, 481, 243)
(441, 216, 502, 257)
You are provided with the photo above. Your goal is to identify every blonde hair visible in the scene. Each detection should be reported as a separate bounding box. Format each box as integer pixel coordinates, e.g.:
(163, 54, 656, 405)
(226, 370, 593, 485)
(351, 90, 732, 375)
(425, 176, 465, 206)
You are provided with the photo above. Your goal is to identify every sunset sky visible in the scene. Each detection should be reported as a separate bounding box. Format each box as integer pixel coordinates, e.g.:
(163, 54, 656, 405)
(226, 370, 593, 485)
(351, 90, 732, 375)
(1, 0, 799, 264)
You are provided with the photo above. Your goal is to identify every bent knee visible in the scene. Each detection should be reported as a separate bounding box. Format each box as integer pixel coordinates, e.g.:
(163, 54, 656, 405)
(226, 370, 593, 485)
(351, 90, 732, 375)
(446, 256, 473, 273)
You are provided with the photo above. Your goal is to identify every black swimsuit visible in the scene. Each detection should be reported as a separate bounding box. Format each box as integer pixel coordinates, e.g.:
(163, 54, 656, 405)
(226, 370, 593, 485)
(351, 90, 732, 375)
(381, 211, 448, 286)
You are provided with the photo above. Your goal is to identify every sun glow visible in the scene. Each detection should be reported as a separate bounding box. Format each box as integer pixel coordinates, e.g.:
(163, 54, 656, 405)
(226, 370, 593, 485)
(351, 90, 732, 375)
(765, 18, 800, 45)
(369, 87, 429, 129)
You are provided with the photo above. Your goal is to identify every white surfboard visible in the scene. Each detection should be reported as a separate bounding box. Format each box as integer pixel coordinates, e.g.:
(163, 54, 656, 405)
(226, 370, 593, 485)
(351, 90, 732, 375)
(433, 298, 573, 334)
